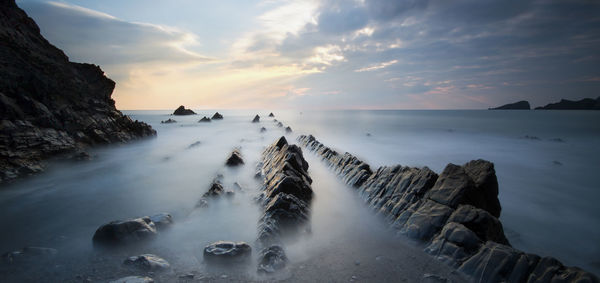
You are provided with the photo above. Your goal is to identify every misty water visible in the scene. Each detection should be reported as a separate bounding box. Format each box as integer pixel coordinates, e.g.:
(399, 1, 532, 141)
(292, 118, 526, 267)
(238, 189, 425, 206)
(0, 110, 598, 281)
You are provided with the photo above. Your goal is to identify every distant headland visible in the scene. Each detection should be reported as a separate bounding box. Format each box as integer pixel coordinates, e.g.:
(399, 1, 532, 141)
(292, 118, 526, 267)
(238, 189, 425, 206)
(490, 97, 600, 110)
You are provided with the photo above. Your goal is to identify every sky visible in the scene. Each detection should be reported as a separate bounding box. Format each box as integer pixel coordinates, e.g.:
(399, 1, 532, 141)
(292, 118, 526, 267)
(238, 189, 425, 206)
(15, 0, 600, 110)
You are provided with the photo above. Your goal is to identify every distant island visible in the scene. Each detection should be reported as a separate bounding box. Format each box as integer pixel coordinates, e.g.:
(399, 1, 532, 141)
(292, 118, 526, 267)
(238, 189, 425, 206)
(489, 97, 600, 110)
(489, 101, 531, 110)
(535, 97, 600, 110)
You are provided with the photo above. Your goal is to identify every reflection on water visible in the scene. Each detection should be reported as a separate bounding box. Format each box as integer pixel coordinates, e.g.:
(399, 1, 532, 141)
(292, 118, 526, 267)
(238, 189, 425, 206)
(0, 110, 598, 280)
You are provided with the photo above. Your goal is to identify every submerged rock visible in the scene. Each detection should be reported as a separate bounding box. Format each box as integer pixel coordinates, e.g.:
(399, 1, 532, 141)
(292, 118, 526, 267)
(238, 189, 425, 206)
(187, 141, 202, 148)
(149, 213, 173, 230)
(268, 112, 275, 117)
(225, 149, 244, 166)
(124, 254, 170, 271)
(211, 112, 223, 119)
(173, 105, 196, 115)
(285, 126, 292, 133)
(2, 247, 58, 263)
(203, 241, 252, 263)
(252, 115, 260, 123)
(110, 276, 154, 283)
(198, 116, 211, 122)
(277, 122, 283, 127)
(257, 245, 287, 273)
(260, 127, 267, 133)
(92, 217, 157, 246)
(161, 118, 177, 124)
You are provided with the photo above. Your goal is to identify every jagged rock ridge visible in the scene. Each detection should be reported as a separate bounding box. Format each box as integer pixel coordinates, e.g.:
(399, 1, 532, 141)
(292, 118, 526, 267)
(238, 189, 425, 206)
(0, 0, 156, 183)
(297, 134, 598, 283)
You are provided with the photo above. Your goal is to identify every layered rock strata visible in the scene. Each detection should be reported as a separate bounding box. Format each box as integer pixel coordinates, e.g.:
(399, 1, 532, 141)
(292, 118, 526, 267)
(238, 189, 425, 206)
(297, 134, 598, 283)
(255, 136, 313, 273)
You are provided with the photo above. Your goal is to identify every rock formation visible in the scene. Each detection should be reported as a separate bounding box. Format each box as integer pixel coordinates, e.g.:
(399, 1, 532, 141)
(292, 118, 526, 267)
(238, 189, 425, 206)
(268, 113, 275, 117)
(489, 101, 531, 110)
(92, 217, 158, 246)
(124, 254, 170, 271)
(225, 149, 244, 166)
(535, 97, 600, 110)
(297, 134, 598, 283)
(172, 105, 196, 115)
(0, 1, 155, 183)
(161, 118, 177, 124)
(203, 241, 252, 263)
(252, 115, 260, 123)
(285, 126, 292, 133)
(198, 116, 211, 122)
(255, 136, 313, 273)
(211, 112, 223, 119)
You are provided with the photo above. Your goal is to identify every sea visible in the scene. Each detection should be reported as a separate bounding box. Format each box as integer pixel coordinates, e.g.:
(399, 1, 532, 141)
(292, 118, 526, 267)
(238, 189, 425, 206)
(0, 109, 598, 280)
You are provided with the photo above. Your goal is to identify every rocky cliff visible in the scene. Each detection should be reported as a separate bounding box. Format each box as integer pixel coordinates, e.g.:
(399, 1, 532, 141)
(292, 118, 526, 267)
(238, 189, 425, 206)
(298, 135, 598, 283)
(0, 0, 155, 183)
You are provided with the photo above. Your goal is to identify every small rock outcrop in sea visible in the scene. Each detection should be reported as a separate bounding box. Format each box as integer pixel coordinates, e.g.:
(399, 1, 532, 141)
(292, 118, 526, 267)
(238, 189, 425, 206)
(260, 127, 267, 133)
(277, 122, 283, 127)
(255, 136, 313, 273)
(92, 217, 158, 246)
(297, 134, 598, 282)
(252, 115, 260, 123)
(124, 254, 170, 271)
(285, 126, 293, 133)
(268, 113, 275, 117)
(173, 105, 196, 115)
(110, 276, 154, 283)
(211, 112, 223, 119)
(225, 149, 244, 166)
(161, 118, 177, 124)
(535, 97, 600, 110)
(203, 241, 252, 263)
(489, 101, 531, 110)
(0, 1, 156, 183)
(203, 181, 225, 198)
(198, 116, 211, 122)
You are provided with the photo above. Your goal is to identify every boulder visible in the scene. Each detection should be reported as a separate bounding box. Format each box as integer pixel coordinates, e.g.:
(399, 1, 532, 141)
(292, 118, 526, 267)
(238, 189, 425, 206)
(203, 241, 252, 263)
(225, 149, 244, 166)
(124, 254, 170, 271)
(109, 276, 154, 283)
(211, 112, 223, 119)
(149, 213, 173, 230)
(257, 245, 287, 273)
(268, 113, 275, 117)
(173, 105, 196, 115)
(252, 115, 260, 123)
(198, 116, 211, 122)
(92, 217, 157, 246)
(160, 118, 177, 124)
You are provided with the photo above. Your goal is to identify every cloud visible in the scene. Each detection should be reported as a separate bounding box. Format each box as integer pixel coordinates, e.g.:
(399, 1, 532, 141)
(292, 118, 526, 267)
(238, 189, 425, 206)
(355, 59, 398, 72)
(19, 1, 212, 78)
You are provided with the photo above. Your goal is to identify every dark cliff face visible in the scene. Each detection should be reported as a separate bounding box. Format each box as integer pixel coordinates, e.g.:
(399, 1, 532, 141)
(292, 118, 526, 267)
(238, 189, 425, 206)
(489, 100, 531, 110)
(0, 0, 156, 182)
(535, 97, 600, 110)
